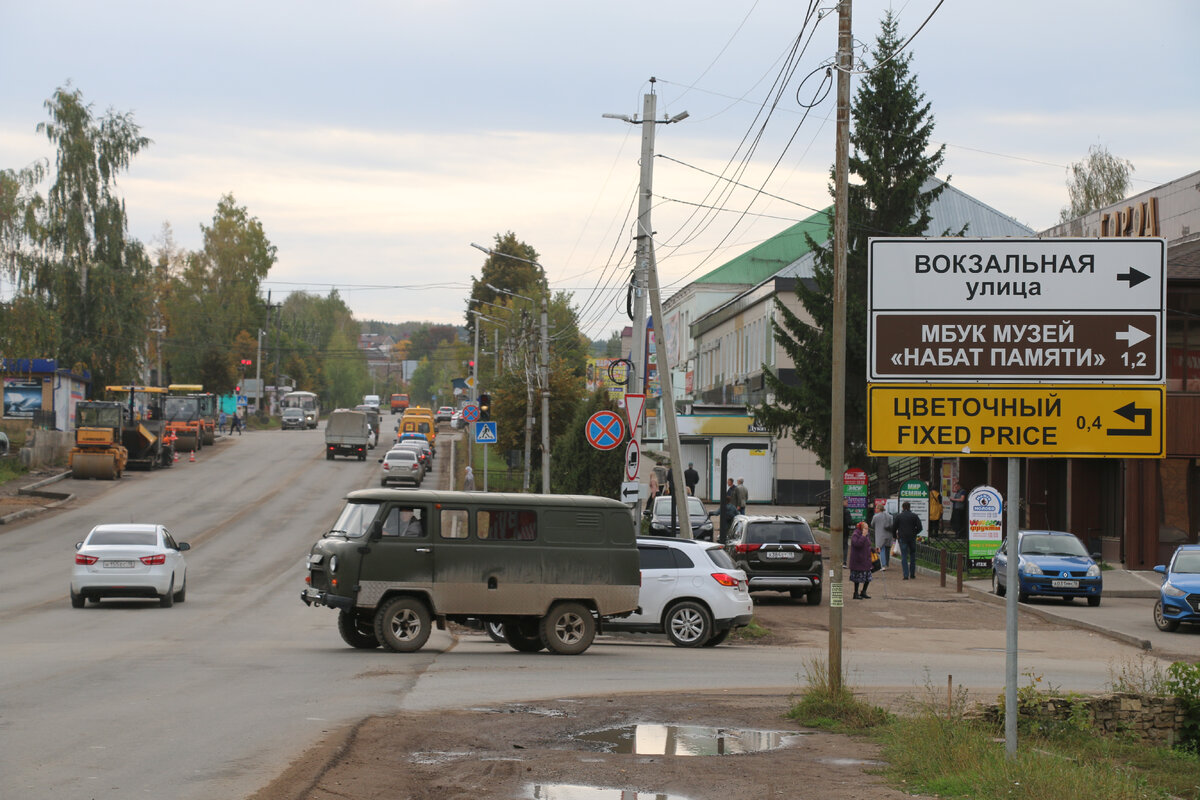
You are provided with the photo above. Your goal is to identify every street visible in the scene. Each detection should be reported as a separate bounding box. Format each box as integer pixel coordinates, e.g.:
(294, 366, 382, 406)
(0, 425, 1193, 799)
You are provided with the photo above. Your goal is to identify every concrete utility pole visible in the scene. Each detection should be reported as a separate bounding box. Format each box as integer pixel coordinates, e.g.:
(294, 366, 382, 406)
(540, 297, 551, 493)
(828, 0, 853, 692)
(604, 79, 688, 519)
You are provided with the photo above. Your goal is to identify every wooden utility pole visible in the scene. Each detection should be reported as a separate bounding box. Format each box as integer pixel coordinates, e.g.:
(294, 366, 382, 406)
(828, 0, 853, 691)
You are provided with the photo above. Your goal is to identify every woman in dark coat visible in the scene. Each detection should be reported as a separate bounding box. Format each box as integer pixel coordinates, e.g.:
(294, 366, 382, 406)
(848, 521, 874, 599)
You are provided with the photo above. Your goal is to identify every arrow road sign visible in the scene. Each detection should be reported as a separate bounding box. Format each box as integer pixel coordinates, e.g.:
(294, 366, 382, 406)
(620, 481, 641, 503)
(1108, 402, 1152, 436)
(474, 421, 497, 444)
(1117, 267, 1150, 288)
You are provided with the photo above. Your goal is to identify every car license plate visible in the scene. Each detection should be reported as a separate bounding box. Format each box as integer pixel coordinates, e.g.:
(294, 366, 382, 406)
(104, 560, 135, 569)
(1051, 579, 1078, 588)
(763, 552, 793, 560)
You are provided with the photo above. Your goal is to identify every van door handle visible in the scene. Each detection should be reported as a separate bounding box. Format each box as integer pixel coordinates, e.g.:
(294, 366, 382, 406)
(415, 548, 431, 553)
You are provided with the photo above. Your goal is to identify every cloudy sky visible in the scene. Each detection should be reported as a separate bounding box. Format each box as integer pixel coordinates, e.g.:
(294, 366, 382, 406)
(2, 1, 1196, 340)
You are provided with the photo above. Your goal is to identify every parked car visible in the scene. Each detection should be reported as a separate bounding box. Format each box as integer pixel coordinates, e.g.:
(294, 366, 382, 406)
(992, 529, 1102, 606)
(601, 536, 753, 647)
(70, 523, 190, 608)
(436, 406, 455, 422)
(1153, 544, 1200, 632)
(643, 495, 715, 539)
(725, 514, 823, 605)
(450, 409, 464, 429)
(281, 408, 306, 430)
(392, 440, 431, 470)
(380, 448, 424, 487)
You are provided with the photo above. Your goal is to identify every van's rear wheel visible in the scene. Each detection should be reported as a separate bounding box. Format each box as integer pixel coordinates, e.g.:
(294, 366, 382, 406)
(503, 620, 544, 652)
(374, 596, 432, 652)
(540, 602, 595, 655)
(338, 609, 381, 649)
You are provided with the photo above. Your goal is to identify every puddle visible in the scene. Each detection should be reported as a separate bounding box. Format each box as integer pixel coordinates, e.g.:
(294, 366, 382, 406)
(528, 784, 691, 800)
(573, 724, 796, 756)
(819, 756, 885, 767)
(409, 750, 474, 764)
(468, 704, 568, 717)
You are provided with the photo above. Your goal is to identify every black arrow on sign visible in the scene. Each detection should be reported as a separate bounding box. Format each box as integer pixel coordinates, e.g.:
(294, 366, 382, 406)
(1107, 402, 1152, 436)
(1116, 267, 1150, 288)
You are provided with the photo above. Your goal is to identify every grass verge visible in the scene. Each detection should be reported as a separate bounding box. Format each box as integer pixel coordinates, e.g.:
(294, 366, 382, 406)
(788, 660, 1200, 800)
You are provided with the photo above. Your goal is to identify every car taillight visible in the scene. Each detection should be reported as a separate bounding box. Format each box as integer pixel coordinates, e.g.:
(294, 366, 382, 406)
(140, 554, 167, 565)
(710, 572, 740, 587)
(734, 543, 762, 554)
(75, 554, 98, 565)
(801, 543, 821, 555)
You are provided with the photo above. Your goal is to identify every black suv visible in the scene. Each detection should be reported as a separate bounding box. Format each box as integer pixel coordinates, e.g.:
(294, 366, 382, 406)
(725, 514, 822, 605)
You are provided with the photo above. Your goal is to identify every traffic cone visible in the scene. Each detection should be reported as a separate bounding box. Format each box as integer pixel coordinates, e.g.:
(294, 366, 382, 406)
(189, 451, 195, 463)
(173, 451, 179, 463)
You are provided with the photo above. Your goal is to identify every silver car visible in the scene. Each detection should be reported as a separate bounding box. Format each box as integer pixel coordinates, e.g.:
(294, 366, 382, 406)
(380, 448, 423, 487)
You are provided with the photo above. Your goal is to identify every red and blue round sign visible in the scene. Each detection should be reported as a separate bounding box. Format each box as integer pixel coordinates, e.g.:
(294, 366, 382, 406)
(585, 410, 626, 451)
(462, 404, 480, 422)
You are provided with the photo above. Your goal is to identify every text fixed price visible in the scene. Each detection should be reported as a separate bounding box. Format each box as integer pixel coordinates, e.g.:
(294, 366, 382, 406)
(867, 384, 1164, 458)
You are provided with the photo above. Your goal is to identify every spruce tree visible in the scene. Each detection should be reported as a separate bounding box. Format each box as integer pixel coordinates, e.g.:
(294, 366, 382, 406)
(756, 11, 954, 470)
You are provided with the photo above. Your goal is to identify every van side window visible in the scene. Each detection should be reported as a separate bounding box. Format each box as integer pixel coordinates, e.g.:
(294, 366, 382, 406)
(440, 509, 469, 539)
(382, 506, 426, 538)
(477, 509, 537, 541)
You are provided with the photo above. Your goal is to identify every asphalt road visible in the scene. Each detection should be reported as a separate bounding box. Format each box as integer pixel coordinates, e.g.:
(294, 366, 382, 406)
(0, 425, 1182, 799)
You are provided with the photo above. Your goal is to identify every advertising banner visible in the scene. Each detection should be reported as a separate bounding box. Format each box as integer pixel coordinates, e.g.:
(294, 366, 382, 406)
(899, 479, 930, 539)
(968, 485, 1004, 567)
(843, 468, 869, 525)
(3, 380, 42, 418)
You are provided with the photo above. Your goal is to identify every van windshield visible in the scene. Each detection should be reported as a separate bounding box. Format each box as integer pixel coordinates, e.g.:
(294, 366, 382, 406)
(329, 502, 380, 539)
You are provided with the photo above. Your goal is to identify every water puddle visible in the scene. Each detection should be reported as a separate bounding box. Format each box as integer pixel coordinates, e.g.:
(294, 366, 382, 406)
(819, 756, 885, 767)
(528, 784, 691, 800)
(572, 724, 796, 756)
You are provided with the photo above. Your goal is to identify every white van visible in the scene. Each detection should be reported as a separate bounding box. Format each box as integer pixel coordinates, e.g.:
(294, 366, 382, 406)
(362, 394, 381, 410)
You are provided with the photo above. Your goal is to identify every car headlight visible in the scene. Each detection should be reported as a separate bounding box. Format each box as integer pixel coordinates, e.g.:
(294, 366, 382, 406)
(1020, 561, 1043, 576)
(329, 555, 339, 573)
(1162, 581, 1187, 598)
(1086, 564, 1100, 578)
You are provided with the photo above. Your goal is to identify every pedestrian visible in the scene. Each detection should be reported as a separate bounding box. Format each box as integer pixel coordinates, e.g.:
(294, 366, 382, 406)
(724, 477, 736, 507)
(231, 411, 242, 435)
(929, 488, 943, 537)
(684, 462, 699, 496)
(870, 501, 894, 570)
(893, 501, 924, 579)
(949, 481, 967, 539)
(218, 410, 226, 435)
(463, 465, 475, 492)
(849, 521, 874, 599)
(841, 498, 853, 566)
(719, 495, 737, 543)
(734, 477, 748, 514)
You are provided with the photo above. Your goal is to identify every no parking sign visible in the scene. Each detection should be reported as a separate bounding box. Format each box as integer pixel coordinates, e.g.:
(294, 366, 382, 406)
(585, 410, 625, 451)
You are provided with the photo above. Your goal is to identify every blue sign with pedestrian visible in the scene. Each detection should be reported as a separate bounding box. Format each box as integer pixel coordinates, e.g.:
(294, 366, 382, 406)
(474, 421, 497, 444)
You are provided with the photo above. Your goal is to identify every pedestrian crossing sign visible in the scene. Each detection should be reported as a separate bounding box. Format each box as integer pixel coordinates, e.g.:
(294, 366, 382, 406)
(474, 421, 497, 444)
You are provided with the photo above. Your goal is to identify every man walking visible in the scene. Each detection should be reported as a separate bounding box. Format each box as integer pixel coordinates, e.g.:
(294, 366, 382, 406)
(684, 462, 699, 496)
(734, 477, 748, 514)
(948, 481, 967, 539)
(893, 501, 923, 580)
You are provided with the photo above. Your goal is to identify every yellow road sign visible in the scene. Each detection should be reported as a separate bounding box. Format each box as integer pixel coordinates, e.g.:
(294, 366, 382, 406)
(867, 383, 1164, 458)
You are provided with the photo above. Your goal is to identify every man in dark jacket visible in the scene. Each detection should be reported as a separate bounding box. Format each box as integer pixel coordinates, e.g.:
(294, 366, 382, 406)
(684, 463, 699, 496)
(893, 501, 924, 580)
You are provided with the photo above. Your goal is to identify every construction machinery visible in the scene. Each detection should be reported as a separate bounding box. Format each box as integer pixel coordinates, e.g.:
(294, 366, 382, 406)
(106, 385, 176, 470)
(167, 384, 216, 447)
(69, 401, 129, 480)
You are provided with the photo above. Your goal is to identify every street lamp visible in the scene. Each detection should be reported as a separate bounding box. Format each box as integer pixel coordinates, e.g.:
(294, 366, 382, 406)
(470, 244, 552, 494)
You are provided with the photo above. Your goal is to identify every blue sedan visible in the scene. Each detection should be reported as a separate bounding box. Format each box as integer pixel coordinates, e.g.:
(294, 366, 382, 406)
(992, 529, 1103, 606)
(1153, 544, 1200, 632)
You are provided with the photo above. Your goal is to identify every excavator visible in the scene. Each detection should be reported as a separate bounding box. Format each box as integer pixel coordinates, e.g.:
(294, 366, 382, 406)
(69, 401, 129, 480)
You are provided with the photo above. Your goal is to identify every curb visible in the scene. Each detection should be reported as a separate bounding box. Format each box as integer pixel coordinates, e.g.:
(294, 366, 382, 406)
(1, 470, 75, 525)
(963, 582, 1153, 650)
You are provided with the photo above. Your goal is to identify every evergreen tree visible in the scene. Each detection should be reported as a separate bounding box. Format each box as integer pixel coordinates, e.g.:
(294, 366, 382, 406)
(756, 11, 954, 470)
(550, 388, 625, 498)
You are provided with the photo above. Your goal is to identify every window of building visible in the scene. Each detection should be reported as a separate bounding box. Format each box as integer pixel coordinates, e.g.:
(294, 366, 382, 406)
(1167, 289, 1200, 392)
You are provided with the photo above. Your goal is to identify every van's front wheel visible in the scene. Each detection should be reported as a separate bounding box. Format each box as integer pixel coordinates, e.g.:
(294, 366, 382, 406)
(540, 602, 595, 655)
(374, 596, 432, 652)
(338, 609, 381, 649)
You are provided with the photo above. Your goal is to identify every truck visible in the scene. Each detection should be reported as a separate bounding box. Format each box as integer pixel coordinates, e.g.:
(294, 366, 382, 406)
(301, 489, 640, 655)
(324, 409, 370, 461)
(389, 393, 409, 415)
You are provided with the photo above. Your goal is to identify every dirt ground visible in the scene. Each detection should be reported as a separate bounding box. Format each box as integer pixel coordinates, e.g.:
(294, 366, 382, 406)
(251, 581, 1071, 800)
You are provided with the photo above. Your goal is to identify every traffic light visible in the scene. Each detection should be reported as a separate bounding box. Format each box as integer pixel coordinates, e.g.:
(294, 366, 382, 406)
(235, 385, 241, 395)
(468, 359, 475, 370)
(240, 358, 252, 368)
(478, 393, 491, 420)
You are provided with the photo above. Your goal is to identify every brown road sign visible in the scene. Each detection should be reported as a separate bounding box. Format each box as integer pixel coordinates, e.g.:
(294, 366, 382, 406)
(871, 312, 1160, 382)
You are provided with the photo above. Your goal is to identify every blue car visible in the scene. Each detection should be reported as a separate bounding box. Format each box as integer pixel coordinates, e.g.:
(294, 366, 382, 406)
(992, 529, 1103, 606)
(1153, 544, 1200, 632)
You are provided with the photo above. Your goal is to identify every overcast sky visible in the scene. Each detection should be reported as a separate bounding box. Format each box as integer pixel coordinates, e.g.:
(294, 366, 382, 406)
(2, 1, 1196, 340)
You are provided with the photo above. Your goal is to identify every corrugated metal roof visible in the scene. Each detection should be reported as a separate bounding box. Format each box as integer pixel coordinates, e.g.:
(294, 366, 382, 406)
(694, 207, 832, 285)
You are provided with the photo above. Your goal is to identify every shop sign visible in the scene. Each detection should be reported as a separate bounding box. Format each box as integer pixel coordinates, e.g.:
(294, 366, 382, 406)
(967, 485, 1004, 567)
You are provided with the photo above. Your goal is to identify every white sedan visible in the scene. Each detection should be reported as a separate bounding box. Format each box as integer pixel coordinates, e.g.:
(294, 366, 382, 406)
(71, 524, 190, 608)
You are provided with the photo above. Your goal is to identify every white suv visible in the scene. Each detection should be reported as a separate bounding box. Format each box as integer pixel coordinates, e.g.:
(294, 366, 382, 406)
(604, 536, 753, 647)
